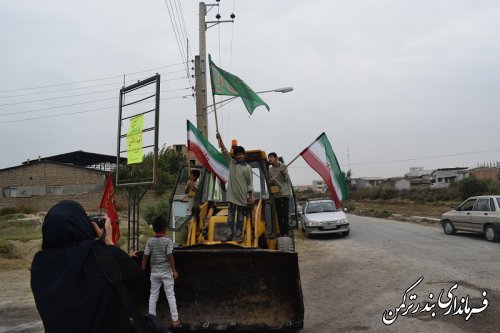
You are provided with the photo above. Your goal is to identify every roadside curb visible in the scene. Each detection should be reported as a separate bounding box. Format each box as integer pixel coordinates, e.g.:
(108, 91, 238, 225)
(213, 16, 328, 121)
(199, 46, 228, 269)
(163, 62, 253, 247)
(389, 214, 440, 223)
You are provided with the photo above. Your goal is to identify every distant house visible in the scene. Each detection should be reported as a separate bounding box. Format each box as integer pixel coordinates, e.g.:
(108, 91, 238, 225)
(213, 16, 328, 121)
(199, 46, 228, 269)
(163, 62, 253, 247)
(469, 166, 498, 180)
(404, 167, 432, 178)
(295, 185, 313, 192)
(431, 167, 469, 189)
(386, 178, 411, 191)
(355, 177, 386, 189)
(407, 175, 432, 189)
(312, 180, 327, 193)
(0, 151, 126, 211)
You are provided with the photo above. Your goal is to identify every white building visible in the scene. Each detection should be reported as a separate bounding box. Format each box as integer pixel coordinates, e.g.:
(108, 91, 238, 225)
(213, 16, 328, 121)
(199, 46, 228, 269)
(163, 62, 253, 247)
(431, 168, 469, 188)
(405, 167, 432, 178)
(312, 180, 327, 193)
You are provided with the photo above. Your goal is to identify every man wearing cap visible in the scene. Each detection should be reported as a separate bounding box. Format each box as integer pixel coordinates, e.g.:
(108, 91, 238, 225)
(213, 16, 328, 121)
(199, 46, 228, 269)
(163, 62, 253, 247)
(216, 131, 254, 242)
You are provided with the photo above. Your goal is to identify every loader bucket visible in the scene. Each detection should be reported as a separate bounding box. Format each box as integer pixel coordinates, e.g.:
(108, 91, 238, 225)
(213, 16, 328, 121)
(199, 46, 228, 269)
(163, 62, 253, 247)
(162, 244, 304, 332)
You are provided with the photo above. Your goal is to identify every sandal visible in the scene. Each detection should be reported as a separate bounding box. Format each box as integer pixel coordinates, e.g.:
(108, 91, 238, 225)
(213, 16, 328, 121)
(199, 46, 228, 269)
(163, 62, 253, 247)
(171, 320, 182, 328)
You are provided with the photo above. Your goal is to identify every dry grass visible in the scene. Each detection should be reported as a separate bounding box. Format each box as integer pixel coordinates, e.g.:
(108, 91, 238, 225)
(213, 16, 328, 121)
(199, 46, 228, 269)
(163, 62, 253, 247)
(351, 199, 458, 219)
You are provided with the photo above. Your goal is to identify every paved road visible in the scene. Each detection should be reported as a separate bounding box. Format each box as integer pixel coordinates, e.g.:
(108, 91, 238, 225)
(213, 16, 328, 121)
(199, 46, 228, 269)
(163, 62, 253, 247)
(296, 214, 500, 333)
(2, 214, 499, 332)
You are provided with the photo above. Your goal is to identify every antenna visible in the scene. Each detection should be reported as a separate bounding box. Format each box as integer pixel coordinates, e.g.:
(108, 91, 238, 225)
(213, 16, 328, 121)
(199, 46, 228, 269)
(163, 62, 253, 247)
(347, 145, 351, 171)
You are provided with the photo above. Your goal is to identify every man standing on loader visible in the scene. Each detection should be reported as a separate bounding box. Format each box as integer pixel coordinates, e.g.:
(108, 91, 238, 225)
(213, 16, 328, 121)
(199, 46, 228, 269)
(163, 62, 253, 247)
(216, 131, 254, 242)
(268, 152, 293, 237)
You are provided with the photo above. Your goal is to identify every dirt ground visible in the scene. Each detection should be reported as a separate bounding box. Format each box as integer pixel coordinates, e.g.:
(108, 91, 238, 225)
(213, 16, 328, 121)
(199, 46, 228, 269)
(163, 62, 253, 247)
(0, 200, 458, 332)
(0, 240, 43, 333)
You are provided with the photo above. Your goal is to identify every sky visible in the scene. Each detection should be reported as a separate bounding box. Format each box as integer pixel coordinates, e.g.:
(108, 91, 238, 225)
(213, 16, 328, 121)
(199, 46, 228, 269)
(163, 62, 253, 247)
(1, 0, 500, 185)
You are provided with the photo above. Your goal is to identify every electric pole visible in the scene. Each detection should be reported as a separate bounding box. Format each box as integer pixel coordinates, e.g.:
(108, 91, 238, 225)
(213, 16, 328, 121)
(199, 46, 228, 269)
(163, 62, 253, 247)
(195, 2, 234, 139)
(195, 2, 208, 138)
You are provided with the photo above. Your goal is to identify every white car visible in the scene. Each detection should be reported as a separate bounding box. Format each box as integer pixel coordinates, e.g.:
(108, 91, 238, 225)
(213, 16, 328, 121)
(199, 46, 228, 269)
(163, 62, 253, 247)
(301, 199, 349, 238)
(441, 195, 500, 242)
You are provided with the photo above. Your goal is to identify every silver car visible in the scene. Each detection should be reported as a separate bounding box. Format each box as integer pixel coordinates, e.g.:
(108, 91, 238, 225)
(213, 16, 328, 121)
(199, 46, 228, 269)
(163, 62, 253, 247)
(440, 195, 500, 242)
(301, 199, 349, 238)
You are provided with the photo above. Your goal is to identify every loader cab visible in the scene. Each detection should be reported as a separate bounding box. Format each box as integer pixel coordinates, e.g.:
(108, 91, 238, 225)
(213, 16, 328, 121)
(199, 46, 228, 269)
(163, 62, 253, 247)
(167, 155, 272, 229)
(168, 151, 278, 229)
(167, 165, 213, 230)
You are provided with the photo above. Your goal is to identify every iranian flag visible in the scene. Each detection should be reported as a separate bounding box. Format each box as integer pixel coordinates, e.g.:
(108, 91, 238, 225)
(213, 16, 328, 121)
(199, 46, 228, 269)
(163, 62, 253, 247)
(300, 133, 349, 209)
(187, 120, 229, 183)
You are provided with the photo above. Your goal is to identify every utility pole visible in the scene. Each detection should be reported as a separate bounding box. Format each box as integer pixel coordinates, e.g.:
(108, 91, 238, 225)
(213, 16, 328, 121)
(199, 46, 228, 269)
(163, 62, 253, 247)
(195, 2, 234, 139)
(195, 2, 208, 138)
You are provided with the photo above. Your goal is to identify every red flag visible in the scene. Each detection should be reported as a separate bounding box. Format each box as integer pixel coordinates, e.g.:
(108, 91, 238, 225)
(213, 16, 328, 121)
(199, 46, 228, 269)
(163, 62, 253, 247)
(99, 174, 120, 244)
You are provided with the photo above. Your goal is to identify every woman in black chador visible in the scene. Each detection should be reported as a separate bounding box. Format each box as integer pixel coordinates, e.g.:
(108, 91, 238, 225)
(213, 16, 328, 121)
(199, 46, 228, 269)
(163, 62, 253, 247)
(31, 200, 144, 333)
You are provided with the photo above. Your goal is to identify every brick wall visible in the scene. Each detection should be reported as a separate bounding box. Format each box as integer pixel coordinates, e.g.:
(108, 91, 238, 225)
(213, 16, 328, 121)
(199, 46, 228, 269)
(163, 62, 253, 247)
(469, 168, 498, 180)
(0, 187, 161, 214)
(0, 162, 107, 187)
(0, 162, 162, 213)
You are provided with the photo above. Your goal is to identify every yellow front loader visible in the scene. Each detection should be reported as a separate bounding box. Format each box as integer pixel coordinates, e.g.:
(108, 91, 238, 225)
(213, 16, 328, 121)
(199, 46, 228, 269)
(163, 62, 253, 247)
(164, 150, 304, 331)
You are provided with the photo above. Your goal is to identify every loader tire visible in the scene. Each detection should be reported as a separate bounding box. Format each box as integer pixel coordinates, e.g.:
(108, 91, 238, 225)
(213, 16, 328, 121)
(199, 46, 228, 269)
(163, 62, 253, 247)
(277, 236, 295, 252)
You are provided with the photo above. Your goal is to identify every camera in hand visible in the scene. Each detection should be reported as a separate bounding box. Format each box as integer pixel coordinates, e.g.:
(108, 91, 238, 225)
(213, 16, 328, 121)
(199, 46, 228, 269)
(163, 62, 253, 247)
(88, 213, 106, 229)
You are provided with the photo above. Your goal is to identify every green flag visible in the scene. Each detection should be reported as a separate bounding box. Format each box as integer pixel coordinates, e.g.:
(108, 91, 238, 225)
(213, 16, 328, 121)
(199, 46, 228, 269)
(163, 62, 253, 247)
(209, 54, 270, 115)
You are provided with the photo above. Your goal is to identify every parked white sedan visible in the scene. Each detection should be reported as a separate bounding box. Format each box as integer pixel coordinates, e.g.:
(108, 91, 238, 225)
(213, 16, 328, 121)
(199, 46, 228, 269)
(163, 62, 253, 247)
(440, 195, 500, 242)
(301, 199, 349, 238)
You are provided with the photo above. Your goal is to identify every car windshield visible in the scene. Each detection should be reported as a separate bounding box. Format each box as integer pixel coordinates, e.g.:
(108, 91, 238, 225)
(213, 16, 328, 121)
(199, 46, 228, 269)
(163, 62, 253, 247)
(306, 201, 338, 214)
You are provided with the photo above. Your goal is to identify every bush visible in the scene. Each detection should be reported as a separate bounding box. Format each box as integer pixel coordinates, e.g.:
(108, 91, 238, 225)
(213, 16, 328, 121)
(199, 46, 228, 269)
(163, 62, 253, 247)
(0, 207, 17, 216)
(0, 240, 15, 258)
(342, 200, 356, 212)
(142, 195, 170, 224)
(454, 177, 489, 199)
(370, 209, 392, 218)
(0, 204, 35, 216)
(350, 187, 372, 200)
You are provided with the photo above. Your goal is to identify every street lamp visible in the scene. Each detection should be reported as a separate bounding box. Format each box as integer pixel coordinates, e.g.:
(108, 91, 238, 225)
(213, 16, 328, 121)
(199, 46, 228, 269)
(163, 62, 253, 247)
(206, 86, 294, 110)
(262, 86, 294, 94)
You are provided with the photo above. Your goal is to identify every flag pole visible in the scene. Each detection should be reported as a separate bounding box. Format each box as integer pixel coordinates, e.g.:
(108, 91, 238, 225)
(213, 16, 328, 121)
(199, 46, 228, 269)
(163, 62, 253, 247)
(270, 153, 302, 181)
(212, 93, 220, 134)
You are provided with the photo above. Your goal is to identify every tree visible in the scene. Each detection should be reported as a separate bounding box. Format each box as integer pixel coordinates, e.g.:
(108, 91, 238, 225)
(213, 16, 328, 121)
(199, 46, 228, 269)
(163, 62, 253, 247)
(116, 146, 186, 195)
(454, 176, 489, 199)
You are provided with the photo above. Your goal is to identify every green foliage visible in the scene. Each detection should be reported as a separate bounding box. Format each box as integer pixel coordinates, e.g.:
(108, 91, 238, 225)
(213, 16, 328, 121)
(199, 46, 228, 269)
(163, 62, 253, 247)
(141, 194, 171, 224)
(0, 204, 35, 216)
(351, 186, 397, 201)
(451, 176, 492, 199)
(0, 215, 42, 242)
(350, 177, 500, 202)
(0, 240, 15, 258)
(117, 147, 186, 196)
(370, 209, 392, 218)
(341, 200, 356, 212)
(0, 207, 17, 216)
(357, 208, 392, 218)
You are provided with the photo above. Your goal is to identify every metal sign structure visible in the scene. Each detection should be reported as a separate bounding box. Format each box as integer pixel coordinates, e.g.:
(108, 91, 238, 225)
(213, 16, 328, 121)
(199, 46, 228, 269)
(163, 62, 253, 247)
(116, 74, 160, 252)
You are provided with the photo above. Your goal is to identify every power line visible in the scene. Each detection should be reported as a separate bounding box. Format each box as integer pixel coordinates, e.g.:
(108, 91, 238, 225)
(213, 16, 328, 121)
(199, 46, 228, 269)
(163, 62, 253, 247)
(0, 96, 117, 116)
(348, 149, 500, 166)
(0, 86, 192, 107)
(0, 86, 192, 117)
(0, 62, 187, 94)
(0, 77, 190, 116)
(287, 148, 500, 169)
(163, 0, 193, 88)
(0, 68, 189, 99)
(0, 95, 191, 124)
(164, 0, 187, 64)
(288, 148, 500, 169)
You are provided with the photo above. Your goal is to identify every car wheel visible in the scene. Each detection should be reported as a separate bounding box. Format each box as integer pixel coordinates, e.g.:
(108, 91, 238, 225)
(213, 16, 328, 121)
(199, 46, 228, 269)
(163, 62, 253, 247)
(342, 230, 350, 237)
(484, 225, 499, 242)
(302, 226, 310, 238)
(442, 220, 456, 235)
